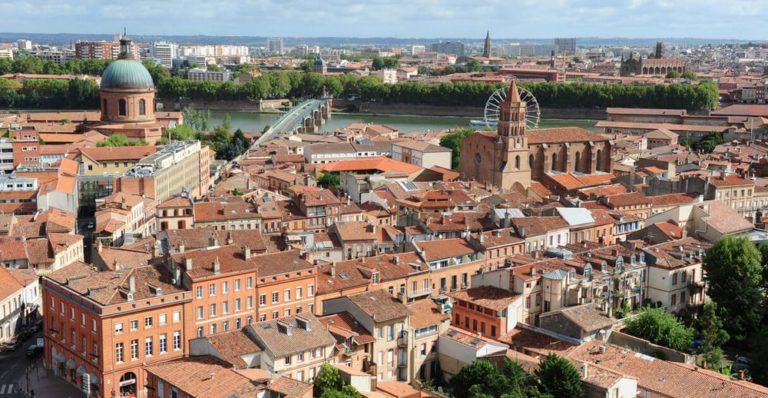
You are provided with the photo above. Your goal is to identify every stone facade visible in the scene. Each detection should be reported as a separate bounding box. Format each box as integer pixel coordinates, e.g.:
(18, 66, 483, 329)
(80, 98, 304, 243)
(100, 88, 155, 124)
(460, 81, 613, 190)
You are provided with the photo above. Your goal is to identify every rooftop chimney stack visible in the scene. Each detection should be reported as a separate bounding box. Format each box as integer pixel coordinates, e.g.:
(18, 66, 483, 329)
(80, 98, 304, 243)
(128, 275, 136, 293)
(213, 257, 221, 274)
(243, 246, 251, 259)
(184, 258, 193, 271)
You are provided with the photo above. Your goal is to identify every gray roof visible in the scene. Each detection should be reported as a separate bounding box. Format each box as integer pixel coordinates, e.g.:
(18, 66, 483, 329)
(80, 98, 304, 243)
(347, 289, 410, 323)
(248, 313, 336, 358)
(555, 207, 595, 227)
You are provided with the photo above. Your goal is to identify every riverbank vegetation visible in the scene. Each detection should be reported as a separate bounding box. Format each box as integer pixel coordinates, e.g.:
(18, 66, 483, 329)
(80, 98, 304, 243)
(0, 56, 719, 111)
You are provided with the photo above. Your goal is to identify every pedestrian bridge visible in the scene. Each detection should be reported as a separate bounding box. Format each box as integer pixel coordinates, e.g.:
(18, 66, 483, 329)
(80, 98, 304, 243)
(253, 97, 332, 146)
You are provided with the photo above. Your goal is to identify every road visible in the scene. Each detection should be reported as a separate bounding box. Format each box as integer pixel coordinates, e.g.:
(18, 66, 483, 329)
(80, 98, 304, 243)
(0, 330, 85, 398)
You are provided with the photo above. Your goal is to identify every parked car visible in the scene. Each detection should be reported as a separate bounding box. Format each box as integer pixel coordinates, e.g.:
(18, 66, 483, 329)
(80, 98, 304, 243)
(5, 339, 20, 351)
(25, 344, 42, 358)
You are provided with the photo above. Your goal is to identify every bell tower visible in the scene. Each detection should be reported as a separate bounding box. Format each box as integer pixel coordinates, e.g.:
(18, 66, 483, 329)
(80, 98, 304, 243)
(494, 79, 531, 189)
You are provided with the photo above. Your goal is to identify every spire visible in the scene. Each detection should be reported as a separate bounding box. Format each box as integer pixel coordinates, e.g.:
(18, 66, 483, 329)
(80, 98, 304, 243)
(483, 30, 492, 58)
(118, 28, 133, 60)
(507, 79, 521, 103)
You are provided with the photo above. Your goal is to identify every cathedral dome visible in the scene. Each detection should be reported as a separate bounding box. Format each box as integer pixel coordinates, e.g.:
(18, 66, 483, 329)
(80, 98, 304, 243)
(100, 59, 154, 90)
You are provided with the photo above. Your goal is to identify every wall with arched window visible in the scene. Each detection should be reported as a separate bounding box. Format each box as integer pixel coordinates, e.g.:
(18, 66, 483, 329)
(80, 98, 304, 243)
(118, 99, 127, 116)
(139, 99, 146, 115)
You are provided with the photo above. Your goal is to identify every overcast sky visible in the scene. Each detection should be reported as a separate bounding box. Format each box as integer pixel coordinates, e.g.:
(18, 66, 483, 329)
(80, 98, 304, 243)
(0, 0, 763, 40)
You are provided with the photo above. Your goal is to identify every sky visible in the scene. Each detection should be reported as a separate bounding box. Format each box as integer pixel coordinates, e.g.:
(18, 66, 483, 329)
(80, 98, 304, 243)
(0, 0, 764, 40)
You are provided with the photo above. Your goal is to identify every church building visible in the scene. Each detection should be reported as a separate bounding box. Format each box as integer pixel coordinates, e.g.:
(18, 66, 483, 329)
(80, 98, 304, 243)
(459, 80, 613, 190)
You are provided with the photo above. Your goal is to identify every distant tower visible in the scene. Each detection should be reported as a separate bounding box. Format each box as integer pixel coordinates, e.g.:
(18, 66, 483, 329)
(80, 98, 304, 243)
(483, 30, 491, 58)
(655, 41, 663, 59)
(313, 53, 327, 75)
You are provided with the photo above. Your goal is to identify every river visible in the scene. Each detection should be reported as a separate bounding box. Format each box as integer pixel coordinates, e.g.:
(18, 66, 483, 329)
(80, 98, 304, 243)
(207, 111, 599, 135)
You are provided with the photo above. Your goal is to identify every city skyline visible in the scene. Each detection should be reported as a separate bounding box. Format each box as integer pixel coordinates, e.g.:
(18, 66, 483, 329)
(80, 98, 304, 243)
(0, 0, 765, 40)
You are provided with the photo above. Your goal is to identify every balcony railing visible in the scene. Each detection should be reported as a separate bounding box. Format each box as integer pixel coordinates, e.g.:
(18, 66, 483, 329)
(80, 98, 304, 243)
(408, 288, 432, 299)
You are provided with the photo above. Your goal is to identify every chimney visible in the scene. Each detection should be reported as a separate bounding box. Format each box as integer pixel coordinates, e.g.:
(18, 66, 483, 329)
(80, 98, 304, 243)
(178, 244, 185, 254)
(581, 363, 588, 379)
(213, 257, 221, 274)
(185, 258, 193, 271)
(519, 226, 526, 238)
(128, 275, 136, 293)
(210, 372, 215, 381)
(331, 263, 336, 277)
(243, 246, 251, 259)
(393, 255, 400, 265)
(174, 266, 181, 286)
(226, 231, 234, 245)
(504, 210, 511, 228)
(530, 267, 537, 276)
(209, 235, 219, 247)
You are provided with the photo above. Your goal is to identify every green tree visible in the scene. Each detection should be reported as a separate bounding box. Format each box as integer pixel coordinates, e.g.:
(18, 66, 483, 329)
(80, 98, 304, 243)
(751, 329, 768, 386)
(97, 134, 147, 147)
(625, 307, 694, 351)
(682, 71, 699, 80)
(318, 173, 340, 188)
(666, 70, 682, 79)
(314, 363, 345, 397)
(703, 236, 764, 342)
(450, 360, 498, 398)
(535, 354, 584, 398)
(440, 128, 474, 170)
(222, 113, 232, 130)
(696, 301, 729, 370)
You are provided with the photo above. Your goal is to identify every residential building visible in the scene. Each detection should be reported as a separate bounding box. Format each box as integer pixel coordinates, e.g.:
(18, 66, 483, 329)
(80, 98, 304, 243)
(0, 267, 40, 343)
(437, 326, 507, 381)
(391, 141, 452, 170)
(449, 286, 523, 339)
(187, 68, 232, 82)
(42, 261, 193, 398)
(156, 196, 194, 231)
(323, 290, 412, 382)
(151, 41, 178, 68)
(246, 313, 335, 382)
(643, 238, 709, 312)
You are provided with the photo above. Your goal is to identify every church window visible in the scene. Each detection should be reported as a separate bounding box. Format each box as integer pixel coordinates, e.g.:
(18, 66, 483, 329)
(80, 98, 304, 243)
(102, 99, 107, 114)
(118, 99, 127, 116)
(596, 150, 602, 171)
(474, 153, 481, 166)
(139, 99, 146, 115)
(515, 155, 520, 170)
(529, 155, 534, 168)
(574, 152, 580, 172)
(552, 153, 557, 172)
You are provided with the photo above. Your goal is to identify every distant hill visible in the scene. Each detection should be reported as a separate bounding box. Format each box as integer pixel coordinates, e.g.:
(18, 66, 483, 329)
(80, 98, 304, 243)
(0, 32, 754, 48)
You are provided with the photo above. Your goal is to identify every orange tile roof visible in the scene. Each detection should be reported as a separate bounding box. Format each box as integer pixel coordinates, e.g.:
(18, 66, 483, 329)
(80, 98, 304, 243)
(316, 157, 423, 174)
(144, 356, 262, 398)
(79, 146, 157, 161)
(415, 238, 477, 262)
(527, 127, 610, 144)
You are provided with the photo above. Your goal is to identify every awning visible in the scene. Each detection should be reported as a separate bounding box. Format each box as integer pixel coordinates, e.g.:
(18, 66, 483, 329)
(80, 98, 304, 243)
(76, 366, 87, 377)
(88, 373, 100, 385)
(66, 359, 76, 369)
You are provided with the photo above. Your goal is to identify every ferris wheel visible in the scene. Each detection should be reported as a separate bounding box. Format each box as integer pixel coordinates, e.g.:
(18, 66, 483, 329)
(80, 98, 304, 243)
(482, 86, 541, 129)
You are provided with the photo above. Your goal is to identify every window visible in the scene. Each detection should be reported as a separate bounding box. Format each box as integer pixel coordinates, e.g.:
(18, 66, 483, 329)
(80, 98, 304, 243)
(235, 298, 241, 312)
(159, 334, 167, 354)
(145, 337, 153, 356)
(420, 343, 427, 357)
(173, 331, 181, 350)
(197, 327, 204, 338)
(92, 319, 97, 333)
(296, 287, 303, 300)
(285, 355, 292, 365)
(71, 308, 75, 319)
(145, 316, 153, 328)
(672, 273, 678, 285)
(259, 294, 267, 306)
(234, 279, 241, 291)
(209, 284, 216, 296)
(222, 281, 229, 294)
(173, 311, 181, 323)
(130, 339, 139, 360)
(139, 99, 146, 115)
(223, 301, 229, 315)
(308, 285, 314, 297)
(272, 292, 279, 303)
(210, 304, 217, 317)
(298, 352, 304, 362)
(81, 313, 85, 326)
(115, 323, 124, 334)
(196, 286, 203, 298)
(115, 343, 124, 363)
(130, 319, 138, 331)
(210, 324, 217, 334)
(284, 308, 291, 317)
(387, 325, 394, 341)
(272, 311, 278, 319)
(671, 294, 677, 306)
(680, 291, 686, 305)
(197, 306, 204, 320)
(284, 289, 291, 302)
(259, 314, 267, 322)
(118, 99, 127, 116)
(247, 296, 254, 309)
(247, 277, 253, 289)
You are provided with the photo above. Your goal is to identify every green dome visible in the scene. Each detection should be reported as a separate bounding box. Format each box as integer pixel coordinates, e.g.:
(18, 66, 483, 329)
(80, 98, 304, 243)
(100, 59, 154, 90)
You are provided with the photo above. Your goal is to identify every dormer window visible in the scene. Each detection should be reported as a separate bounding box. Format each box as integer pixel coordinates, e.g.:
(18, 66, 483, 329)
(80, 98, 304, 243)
(372, 272, 380, 285)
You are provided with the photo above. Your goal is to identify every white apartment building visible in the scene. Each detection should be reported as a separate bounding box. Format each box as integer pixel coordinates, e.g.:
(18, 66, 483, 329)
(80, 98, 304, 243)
(151, 41, 178, 68)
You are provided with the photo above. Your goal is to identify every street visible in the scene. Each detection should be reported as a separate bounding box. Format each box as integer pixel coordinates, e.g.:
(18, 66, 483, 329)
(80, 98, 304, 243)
(0, 331, 85, 398)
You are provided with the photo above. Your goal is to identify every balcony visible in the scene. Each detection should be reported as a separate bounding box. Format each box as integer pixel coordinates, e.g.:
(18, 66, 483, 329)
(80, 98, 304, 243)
(408, 288, 432, 299)
(397, 331, 408, 348)
(688, 280, 705, 293)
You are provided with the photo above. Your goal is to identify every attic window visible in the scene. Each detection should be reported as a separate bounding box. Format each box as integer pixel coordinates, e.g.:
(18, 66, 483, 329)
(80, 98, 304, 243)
(339, 273, 349, 280)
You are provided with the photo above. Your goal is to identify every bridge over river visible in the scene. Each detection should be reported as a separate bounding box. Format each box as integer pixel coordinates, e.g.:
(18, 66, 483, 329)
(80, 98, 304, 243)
(252, 97, 332, 147)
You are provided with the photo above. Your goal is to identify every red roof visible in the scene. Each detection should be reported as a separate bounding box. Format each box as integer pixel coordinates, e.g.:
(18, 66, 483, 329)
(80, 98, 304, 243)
(316, 157, 423, 174)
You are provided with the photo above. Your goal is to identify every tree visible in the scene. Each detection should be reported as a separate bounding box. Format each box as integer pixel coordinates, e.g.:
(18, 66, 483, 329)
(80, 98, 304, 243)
(666, 70, 681, 79)
(313, 364, 362, 398)
(535, 354, 584, 398)
(697, 301, 729, 370)
(682, 71, 699, 80)
(703, 236, 764, 342)
(751, 329, 768, 386)
(317, 173, 340, 188)
(625, 307, 694, 351)
(97, 134, 147, 147)
(440, 128, 474, 170)
(222, 113, 232, 130)
(450, 360, 498, 398)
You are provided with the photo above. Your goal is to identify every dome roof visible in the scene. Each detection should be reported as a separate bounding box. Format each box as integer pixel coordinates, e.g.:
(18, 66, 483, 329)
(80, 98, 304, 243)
(314, 55, 326, 67)
(100, 59, 154, 90)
